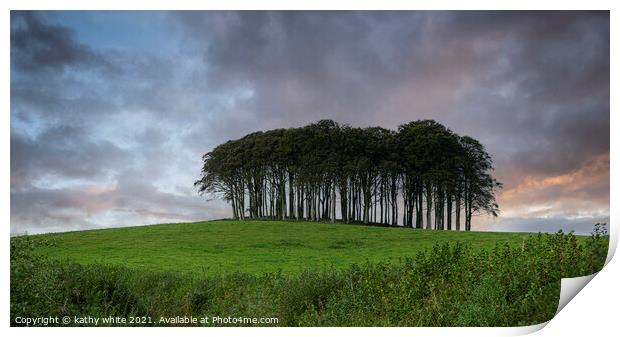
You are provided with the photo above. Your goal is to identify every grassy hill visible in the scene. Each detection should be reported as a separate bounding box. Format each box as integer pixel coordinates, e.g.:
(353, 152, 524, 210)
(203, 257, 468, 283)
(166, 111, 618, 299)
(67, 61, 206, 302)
(12, 220, 607, 326)
(34, 219, 545, 275)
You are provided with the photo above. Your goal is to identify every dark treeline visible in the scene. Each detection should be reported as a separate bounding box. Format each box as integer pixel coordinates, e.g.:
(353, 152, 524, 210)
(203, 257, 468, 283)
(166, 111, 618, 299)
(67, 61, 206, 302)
(195, 120, 501, 230)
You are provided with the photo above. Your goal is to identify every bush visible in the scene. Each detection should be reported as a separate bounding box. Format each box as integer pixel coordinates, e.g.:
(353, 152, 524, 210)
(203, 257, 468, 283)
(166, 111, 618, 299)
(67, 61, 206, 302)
(10, 226, 608, 327)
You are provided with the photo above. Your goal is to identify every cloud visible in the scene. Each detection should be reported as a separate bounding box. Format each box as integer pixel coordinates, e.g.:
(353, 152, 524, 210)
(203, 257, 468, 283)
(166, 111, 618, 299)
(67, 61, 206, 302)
(173, 11, 609, 225)
(11, 11, 111, 73)
(10, 126, 130, 189)
(10, 12, 224, 233)
(10, 179, 231, 234)
(497, 154, 609, 217)
(10, 11, 609, 234)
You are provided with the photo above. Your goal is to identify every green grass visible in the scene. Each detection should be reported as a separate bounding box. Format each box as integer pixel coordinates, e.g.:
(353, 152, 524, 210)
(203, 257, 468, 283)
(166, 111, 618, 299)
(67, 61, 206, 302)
(33, 219, 559, 276)
(13, 221, 608, 326)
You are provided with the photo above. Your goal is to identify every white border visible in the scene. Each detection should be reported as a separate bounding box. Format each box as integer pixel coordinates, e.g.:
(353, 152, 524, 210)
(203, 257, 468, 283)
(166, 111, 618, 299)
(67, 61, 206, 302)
(2, 1, 616, 336)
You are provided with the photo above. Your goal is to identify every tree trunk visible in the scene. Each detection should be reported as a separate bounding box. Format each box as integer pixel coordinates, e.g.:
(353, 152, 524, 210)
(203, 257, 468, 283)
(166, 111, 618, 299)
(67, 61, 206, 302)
(331, 182, 336, 223)
(426, 186, 432, 230)
(446, 193, 452, 230)
(455, 194, 461, 231)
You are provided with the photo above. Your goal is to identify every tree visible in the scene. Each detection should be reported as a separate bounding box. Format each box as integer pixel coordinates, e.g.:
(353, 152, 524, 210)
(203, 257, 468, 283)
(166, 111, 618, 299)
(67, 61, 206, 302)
(194, 119, 501, 231)
(459, 136, 502, 230)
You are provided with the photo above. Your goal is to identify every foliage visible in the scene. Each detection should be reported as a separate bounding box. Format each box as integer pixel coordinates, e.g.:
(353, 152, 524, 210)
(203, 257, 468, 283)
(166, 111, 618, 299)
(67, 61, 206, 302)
(11, 224, 608, 327)
(195, 120, 501, 230)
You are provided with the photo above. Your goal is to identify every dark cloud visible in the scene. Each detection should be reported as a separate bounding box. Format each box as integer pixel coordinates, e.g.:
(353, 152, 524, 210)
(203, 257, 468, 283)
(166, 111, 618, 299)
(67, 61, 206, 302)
(11, 11, 110, 73)
(172, 11, 609, 174)
(10, 11, 609, 234)
(174, 12, 415, 128)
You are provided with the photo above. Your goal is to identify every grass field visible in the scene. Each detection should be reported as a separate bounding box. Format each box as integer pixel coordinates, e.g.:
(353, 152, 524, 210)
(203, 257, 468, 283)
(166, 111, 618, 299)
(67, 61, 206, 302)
(34, 219, 551, 275)
(13, 220, 607, 326)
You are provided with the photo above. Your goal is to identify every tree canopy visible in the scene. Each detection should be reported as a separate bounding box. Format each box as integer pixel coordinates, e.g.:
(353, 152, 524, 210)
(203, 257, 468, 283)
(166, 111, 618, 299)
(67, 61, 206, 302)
(195, 120, 501, 230)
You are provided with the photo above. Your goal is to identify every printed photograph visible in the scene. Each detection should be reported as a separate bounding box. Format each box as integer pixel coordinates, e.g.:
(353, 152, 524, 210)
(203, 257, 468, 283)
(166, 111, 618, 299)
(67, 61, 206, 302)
(10, 10, 610, 327)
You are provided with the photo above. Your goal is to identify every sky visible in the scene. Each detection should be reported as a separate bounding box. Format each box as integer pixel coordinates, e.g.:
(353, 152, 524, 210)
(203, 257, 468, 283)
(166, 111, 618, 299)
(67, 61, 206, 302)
(10, 11, 610, 235)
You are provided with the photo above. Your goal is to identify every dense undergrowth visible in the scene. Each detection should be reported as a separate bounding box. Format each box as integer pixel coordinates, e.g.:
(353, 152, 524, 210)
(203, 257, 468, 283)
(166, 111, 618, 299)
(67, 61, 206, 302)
(10, 225, 608, 327)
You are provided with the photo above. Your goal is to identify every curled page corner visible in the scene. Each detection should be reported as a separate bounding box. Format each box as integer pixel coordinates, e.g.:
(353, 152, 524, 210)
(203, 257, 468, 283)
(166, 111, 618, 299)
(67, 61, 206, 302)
(606, 224, 617, 265)
(509, 321, 549, 336)
(555, 273, 597, 315)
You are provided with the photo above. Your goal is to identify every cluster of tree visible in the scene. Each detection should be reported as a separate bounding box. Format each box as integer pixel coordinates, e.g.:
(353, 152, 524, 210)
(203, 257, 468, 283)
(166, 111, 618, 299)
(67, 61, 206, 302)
(195, 120, 501, 230)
